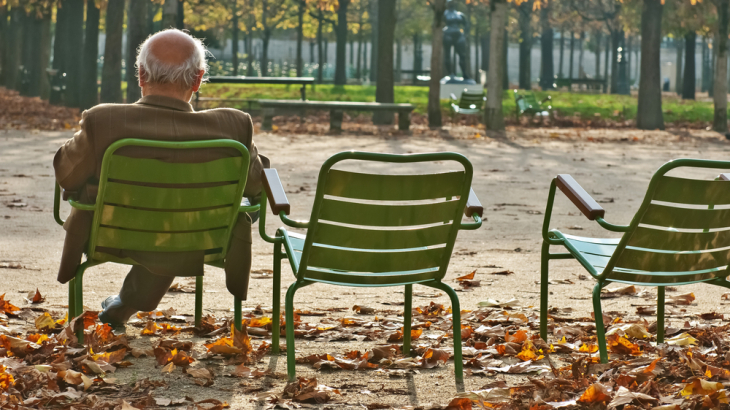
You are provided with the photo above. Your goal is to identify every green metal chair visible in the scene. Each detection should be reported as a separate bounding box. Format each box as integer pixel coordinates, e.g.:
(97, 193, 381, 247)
(513, 89, 552, 122)
(449, 90, 486, 119)
(540, 159, 730, 363)
(257, 151, 484, 382)
(53, 139, 260, 339)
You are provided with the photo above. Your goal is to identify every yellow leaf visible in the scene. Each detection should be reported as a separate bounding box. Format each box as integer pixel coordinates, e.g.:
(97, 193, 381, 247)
(681, 379, 723, 396)
(666, 333, 698, 346)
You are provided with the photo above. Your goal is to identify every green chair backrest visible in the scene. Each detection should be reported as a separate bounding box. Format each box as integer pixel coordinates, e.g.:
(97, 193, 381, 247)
(87, 139, 250, 263)
(604, 159, 730, 285)
(296, 152, 473, 286)
(458, 91, 485, 110)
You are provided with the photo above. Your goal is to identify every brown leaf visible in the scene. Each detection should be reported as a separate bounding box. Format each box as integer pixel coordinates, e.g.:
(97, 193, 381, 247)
(456, 270, 476, 281)
(26, 289, 44, 304)
(421, 348, 449, 368)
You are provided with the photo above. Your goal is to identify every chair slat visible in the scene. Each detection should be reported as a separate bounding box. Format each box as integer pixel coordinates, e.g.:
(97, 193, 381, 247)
(606, 268, 727, 285)
(628, 226, 730, 251)
(312, 223, 453, 249)
(303, 267, 441, 286)
(103, 182, 239, 209)
(615, 247, 730, 272)
(563, 238, 617, 257)
(318, 198, 460, 227)
(107, 156, 243, 184)
(95, 226, 228, 252)
(640, 203, 730, 230)
(324, 170, 465, 200)
(653, 176, 730, 205)
(306, 246, 445, 273)
(100, 205, 232, 232)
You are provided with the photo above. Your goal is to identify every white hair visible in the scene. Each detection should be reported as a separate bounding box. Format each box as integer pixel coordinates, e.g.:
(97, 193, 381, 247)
(135, 29, 209, 89)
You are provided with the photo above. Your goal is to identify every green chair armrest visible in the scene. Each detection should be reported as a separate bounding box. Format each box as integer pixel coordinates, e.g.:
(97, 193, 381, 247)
(262, 169, 290, 216)
(68, 198, 96, 211)
(53, 182, 65, 226)
(465, 188, 483, 217)
(555, 174, 605, 220)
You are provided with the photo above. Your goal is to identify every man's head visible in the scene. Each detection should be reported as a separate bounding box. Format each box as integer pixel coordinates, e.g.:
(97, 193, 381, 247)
(136, 29, 209, 102)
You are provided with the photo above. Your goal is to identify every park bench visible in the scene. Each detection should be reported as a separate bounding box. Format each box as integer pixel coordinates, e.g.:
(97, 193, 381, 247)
(540, 160, 730, 363)
(194, 76, 315, 110)
(54, 139, 259, 340)
(449, 89, 485, 119)
(257, 151, 483, 381)
(513, 89, 552, 121)
(553, 77, 606, 93)
(258, 99, 416, 132)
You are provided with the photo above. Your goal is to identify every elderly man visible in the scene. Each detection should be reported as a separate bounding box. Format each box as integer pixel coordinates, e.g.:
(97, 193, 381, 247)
(54, 29, 267, 331)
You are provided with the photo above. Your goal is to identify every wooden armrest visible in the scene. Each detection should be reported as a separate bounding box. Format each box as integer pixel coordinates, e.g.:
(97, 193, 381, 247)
(555, 174, 605, 220)
(262, 169, 290, 216)
(719, 173, 730, 181)
(62, 189, 78, 201)
(465, 188, 483, 217)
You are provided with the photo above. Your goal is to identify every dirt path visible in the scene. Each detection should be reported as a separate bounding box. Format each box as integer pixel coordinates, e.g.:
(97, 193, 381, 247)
(1, 127, 730, 408)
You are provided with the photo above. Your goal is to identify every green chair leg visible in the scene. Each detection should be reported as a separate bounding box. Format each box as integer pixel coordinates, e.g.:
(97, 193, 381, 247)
(539, 241, 550, 341)
(657, 286, 665, 344)
(234, 296, 242, 331)
(427, 281, 463, 382)
(271, 242, 282, 354)
(68, 278, 77, 320)
(403, 284, 412, 356)
(285, 281, 303, 381)
(592, 282, 608, 363)
(74, 266, 85, 343)
(195, 276, 203, 328)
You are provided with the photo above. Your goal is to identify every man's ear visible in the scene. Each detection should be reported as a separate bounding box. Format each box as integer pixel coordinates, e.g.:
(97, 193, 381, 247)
(138, 66, 146, 88)
(191, 69, 205, 92)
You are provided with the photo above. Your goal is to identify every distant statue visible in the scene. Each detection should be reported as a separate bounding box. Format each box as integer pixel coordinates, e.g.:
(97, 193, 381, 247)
(442, 0, 475, 84)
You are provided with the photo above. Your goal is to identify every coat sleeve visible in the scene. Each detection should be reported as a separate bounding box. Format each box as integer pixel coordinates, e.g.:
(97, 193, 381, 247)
(241, 113, 267, 198)
(53, 110, 97, 191)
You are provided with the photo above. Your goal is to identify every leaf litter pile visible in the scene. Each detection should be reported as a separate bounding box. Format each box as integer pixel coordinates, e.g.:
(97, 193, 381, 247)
(0, 88, 80, 131)
(1, 281, 730, 409)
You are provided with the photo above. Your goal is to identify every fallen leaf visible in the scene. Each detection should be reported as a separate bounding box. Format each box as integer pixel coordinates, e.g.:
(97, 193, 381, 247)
(577, 383, 611, 404)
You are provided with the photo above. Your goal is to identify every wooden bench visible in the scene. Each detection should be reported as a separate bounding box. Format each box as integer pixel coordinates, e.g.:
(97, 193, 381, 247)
(513, 90, 553, 121)
(258, 100, 416, 132)
(553, 77, 606, 93)
(194, 76, 315, 109)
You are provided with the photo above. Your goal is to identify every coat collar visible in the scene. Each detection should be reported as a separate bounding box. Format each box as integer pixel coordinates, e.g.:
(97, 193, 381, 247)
(136, 95, 194, 112)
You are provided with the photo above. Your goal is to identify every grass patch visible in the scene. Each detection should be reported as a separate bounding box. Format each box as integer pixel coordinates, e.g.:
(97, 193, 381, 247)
(197, 83, 716, 124)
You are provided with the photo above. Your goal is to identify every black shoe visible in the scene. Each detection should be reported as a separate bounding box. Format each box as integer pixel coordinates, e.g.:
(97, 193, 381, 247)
(99, 296, 127, 334)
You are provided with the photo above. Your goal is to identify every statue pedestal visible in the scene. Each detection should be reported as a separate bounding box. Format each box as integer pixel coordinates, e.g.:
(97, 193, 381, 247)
(439, 81, 484, 100)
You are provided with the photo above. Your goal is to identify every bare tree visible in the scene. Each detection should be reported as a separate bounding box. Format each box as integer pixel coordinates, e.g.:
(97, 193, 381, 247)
(428, 0, 447, 127)
(373, 0, 396, 124)
(485, 0, 508, 131)
(636, 0, 664, 130)
(713, 0, 729, 132)
(101, 0, 125, 103)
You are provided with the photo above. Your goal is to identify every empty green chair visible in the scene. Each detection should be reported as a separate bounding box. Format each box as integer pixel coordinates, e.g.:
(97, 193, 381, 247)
(540, 159, 730, 362)
(450, 90, 486, 119)
(53, 139, 259, 338)
(257, 151, 483, 381)
(513, 89, 552, 122)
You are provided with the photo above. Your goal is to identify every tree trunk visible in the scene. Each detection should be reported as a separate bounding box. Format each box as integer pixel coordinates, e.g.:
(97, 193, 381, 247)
(558, 30, 564, 77)
(682, 32, 696, 99)
(626, 35, 632, 82)
(604, 33, 610, 86)
(232, 2, 239, 76)
(503, 29, 509, 89)
(247, 30, 255, 75)
(481, 32, 490, 73)
(610, 29, 620, 94)
(428, 0, 446, 127)
(25, 9, 51, 98)
(80, 0, 100, 110)
(373, 0, 395, 124)
(50, 1, 68, 100)
(568, 31, 575, 80)
(713, 0, 729, 132)
(147, 2, 159, 34)
(356, 34, 362, 80)
(350, 39, 354, 66)
(539, 4, 554, 90)
(316, 17, 323, 82)
(261, 31, 270, 77)
(709, 37, 716, 98)
(595, 31, 602, 78)
(701, 37, 710, 92)
(578, 31, 585, 78)
(413, 32, 422, 84)
(636, 0, 664, 130)
(324, 38, 329, 66)
(676, 39, 683, 95)
(334, 0, 350, 85)
(518, 0, 532, 89)
(0, 5, 7, 86)
(4, 9, 23, 90)
(176, 0, 184, 29)
(395, 38, 402, 83)
(101, 0, 125, 103)
(485, 0, 508, 131)
(310, 40, 316, 64)
(127, 0, 148, 103)
(369, 0, 378, 82)
(64, 0, 84, 107)
(296, 0, 304, 76)
(474, 22, 480, 81)
(162, 0, 178, 29)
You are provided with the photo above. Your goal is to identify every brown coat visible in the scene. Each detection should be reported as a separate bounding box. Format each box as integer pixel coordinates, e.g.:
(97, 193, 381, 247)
(53, 95, 267, 300)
